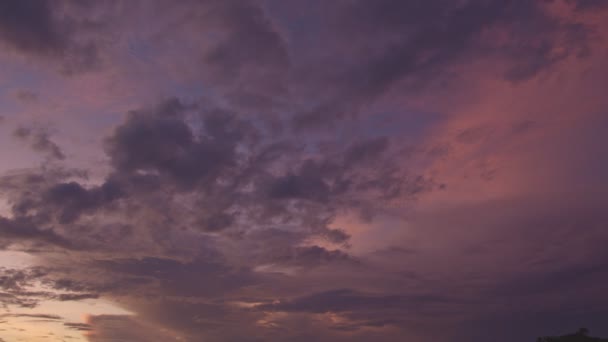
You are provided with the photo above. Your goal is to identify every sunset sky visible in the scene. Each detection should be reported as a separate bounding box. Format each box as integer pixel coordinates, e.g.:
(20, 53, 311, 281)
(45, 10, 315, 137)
(1, 1, 608, 341)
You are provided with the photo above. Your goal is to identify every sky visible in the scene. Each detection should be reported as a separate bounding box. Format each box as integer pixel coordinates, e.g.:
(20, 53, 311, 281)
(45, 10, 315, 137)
(0, 0, 608, 341)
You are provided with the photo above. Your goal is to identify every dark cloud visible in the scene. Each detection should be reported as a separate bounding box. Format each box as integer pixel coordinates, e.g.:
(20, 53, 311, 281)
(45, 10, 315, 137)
(13, 89, 38, 103)
(56, 293, 99, 301)
(203, 0, 289, 94)
(140, 0, 290, 112)
(321, 228, 351, 245)
(0, 313, 61, 320)
(0, 267, 46, 292)
(0, 90, 436, 338)
(0, 0, 104, 73)
(256, 288, 446, 314)
(344, 137, 390, 165)
(98, 256, 256, 298)
(0, 216, 74, 250)
(288, 246, 353, 267)
(63, 322, 92, 331)
(0, 95, 435, 268)
(267, 166, 332, 202)
(42, 180, 124, 224)
(104, 98, 250, 190)
(0, 2, 605, 341)
(0, 169, 128, 251)
(48, 278, 100, 294)
(13, 126, 65, 161)
(0, 267, 57, 308)
(85, 315, 184, 342)
(290, 0, 594, 129)
(0, 0, 65, 56)
(265, 245, 355, 269)
(96, 98, 424, 238)
(569, 0, 608, 11)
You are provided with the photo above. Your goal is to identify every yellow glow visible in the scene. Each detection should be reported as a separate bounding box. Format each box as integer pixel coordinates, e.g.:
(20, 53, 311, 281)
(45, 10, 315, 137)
(0, 250, 36, 268)
(1, 299, 132, 342)
(0, 250, 132, 341)
(0, 318, 84, 342)
(30, 298, 133, 322)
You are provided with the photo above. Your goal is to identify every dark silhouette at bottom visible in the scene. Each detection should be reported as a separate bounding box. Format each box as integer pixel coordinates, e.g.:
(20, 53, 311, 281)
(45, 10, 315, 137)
(538, 329, 608, 342)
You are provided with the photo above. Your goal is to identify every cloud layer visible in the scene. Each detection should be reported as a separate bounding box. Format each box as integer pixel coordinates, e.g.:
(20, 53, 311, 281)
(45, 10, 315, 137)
(1, 0, 608, 341)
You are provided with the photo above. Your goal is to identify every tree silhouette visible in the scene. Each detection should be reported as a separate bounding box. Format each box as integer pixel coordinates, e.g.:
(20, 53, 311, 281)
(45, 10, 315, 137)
(537, 329, 608, 342)
(578, 328, 590, 337)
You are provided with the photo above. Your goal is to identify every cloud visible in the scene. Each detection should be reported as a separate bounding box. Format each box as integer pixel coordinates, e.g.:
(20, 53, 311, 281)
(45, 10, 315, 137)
(13, 126, 65, 161)
(13, 89, 38, 103)
(85, 315, 184, 342)
(0, 93, 441, 338)
(56, 293, 99, 301)
(0, 0, 105, 74)
(570, 0, 608, 11)
(97, 256, 257, 298)
(0, 216, 75, 250)
(0, 267, 46, 291)
(202, 0, 289, 93)
(290, 0, 594, 129)
(41, 180, 124, 224)
(255, 288, 446, 314)
(63, 322, 92, 331)
(273, 245, 355, 268)
(0, 1, 607, 341)
(0, 0, 67, 57)
(267, 164, 333, 202)
(0, 313, 62, 320)
(104, 98, 250, 190)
